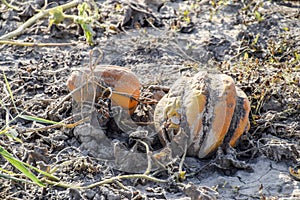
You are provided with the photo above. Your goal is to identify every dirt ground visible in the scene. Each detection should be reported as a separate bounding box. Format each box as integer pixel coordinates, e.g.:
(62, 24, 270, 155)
(0, 0, 299, 199)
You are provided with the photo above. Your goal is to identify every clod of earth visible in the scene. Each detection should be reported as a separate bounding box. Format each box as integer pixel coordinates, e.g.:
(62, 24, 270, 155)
(153, 71, 250, 162)
(66, 65, 141, 115)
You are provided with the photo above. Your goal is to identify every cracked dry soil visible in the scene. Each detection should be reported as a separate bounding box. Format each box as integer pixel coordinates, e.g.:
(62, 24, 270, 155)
(0, 0, 300, 199)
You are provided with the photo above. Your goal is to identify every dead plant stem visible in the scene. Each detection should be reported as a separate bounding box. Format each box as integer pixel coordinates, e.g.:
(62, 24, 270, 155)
(0, 40, 75, 47)
(22, 117, 89, 134)
(44, 174, 168, 189)
(138, 140, 152, 175)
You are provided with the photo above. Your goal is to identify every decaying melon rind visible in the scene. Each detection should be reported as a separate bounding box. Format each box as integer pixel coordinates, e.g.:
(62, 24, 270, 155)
(153, 77, 191, 148)
(66, 66, 140, 114)
(196, 72, 237, 158)
(225, 87, 251, 147)
(154, 71, 250, 160)
(183, 76, 206, 157)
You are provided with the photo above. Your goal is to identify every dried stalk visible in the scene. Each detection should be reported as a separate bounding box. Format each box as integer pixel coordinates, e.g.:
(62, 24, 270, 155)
(44, 173, 168, 189)
(0, 40, 75, 47)
(22, 116, 89, 134)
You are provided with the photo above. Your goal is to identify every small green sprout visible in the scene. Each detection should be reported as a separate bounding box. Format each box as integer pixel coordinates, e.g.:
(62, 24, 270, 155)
(254, 11, 264, 22)
(183, 9, 191, 24)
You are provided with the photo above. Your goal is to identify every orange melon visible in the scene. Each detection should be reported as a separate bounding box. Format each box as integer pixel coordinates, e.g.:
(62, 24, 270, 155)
(153, 71, 250, 160)
(67, 65, 140, 115)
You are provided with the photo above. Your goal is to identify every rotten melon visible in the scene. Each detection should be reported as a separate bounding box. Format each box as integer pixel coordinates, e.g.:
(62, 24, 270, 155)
(66, 65, 140, 115)
(153, 71, 250, 160)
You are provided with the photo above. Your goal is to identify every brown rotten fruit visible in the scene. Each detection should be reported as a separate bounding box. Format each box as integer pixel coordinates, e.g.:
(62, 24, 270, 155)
(66, 65, 141, 115)
(153, 71, 250, 160)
